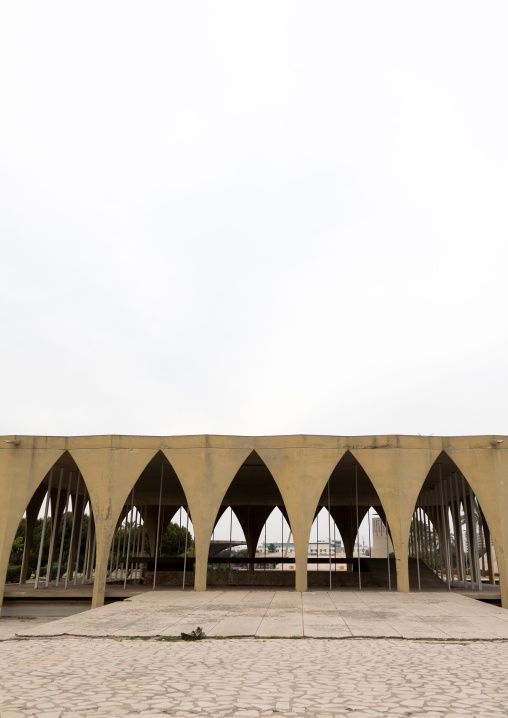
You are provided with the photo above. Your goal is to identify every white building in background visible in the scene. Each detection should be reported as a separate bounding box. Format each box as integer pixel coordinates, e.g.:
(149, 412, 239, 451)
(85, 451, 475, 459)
(371, 515, 394, 558)
(308, 540, 343, 556)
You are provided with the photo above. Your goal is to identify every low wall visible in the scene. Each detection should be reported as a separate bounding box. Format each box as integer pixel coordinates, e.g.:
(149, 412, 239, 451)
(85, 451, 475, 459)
(145, 570, 381, 588)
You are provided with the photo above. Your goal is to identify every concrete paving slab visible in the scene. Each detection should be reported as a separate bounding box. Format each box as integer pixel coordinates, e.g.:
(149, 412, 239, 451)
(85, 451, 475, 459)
(10, 589, 508, 640)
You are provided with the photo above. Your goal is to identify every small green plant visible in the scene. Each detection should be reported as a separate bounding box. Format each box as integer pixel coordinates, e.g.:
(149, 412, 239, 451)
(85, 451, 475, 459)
(181, 626, 206, 641)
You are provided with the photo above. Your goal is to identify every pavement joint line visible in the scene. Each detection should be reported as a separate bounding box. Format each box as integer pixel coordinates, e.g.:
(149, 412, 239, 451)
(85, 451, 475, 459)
(6, 634, 508, 643)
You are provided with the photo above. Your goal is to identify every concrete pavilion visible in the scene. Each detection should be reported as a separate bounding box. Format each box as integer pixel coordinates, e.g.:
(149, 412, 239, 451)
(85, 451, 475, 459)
(1, 434, 507, 613)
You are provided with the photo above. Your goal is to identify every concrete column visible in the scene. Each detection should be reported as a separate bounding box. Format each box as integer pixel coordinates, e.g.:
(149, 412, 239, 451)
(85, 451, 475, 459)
(332, 506, 369, 572)
(91, 520, 116, 609)
(293, 524, 310, 592)
(193, 519, 213, 592)
(234, 505, 267, 573)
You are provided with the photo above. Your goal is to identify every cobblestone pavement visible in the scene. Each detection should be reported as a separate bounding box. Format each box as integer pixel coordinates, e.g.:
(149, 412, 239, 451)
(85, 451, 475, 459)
(13, 590, 508, 640)
(1, 636, 508, 718)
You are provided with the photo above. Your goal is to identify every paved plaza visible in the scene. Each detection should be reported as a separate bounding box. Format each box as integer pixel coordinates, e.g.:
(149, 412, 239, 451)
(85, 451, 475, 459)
(12, 589, 508, 640)
(1, 591, 508, 717)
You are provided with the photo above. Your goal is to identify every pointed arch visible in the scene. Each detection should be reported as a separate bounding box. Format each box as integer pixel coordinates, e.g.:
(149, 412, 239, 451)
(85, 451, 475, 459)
(409, 450, 500, 594)
(322, 452, 391, 557)
(306, 450, 395, 587)
(109, 450, 193, 587)
(207, 450, 293, 586)
(4, 450, 97, 589)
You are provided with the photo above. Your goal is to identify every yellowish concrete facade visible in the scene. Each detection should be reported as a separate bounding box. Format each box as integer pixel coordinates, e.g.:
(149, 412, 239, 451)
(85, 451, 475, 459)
(1, 434, 507, 612)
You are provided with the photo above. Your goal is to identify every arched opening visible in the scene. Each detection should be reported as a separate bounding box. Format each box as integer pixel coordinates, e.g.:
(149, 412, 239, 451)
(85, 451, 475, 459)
(209, 507, 247, 573)
(207, 451, 293, 587)
(6, 451, 96, 589)
(311, 451, 395, 589)
(107, 451, 194, 589)
(409, 451, 498, 593)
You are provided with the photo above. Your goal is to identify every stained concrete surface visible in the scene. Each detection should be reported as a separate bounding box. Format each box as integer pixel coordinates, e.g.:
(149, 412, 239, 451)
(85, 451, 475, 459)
(9, 589, 508, 640)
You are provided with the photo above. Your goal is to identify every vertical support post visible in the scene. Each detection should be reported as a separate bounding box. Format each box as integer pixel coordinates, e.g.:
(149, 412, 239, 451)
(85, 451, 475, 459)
(153, 464, 164, 590)
(328, 479, 332, 591)
(281, 510, 284, 574)
(386, 514, 391, 590)
(81, 499, 92, 585)
(367, 507, 371, 562)
(461, 475, 474, 589)
(433, 489, 444, 581)
(264, 506, 267, 571)
(35, 468, 54, 589)
(483, 523, 496, 585)
(114, 521, 121, 579)
(355, 465, 361, 590)
(334, 520, 337, 572)
(123, 488, 135, 590)
(182, 509, 189, 590)
(479, 525, 486, 578)
(415, 508, 421, 591)
(178, 507, 182, 555)
(55, 473, 72, 587)
(316, 506, 319, 571)
(453, 473, 466, 587)
(439, 465, 451, 591)
(65, 473, 81, 588)
(133, 509, 141, 579)
(46, 468, 63, 587)
(73, 488, 87, 585)
(229, 507, 233, 574)
(469, 486, 482, 592)
(444, 476, 453, 587)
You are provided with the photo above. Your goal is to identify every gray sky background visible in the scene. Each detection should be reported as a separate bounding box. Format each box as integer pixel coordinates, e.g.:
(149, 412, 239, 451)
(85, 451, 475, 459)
(2, 1, 507, 444)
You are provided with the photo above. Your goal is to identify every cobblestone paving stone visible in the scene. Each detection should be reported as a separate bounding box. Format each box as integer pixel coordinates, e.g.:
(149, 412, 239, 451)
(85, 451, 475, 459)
(1, 636, 508, 718)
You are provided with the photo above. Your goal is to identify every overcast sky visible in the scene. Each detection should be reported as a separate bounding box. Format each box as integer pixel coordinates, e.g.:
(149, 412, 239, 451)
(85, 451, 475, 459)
(1, 2, 507, 440)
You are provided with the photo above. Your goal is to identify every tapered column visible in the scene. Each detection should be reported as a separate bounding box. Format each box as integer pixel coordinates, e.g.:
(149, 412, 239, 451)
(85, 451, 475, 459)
(91, 521, 116, 609)
(293, 522, 311, 592)
(193, 519, 212, 592)
(331, 506, 368, 572)
(234, 506, 267, 573)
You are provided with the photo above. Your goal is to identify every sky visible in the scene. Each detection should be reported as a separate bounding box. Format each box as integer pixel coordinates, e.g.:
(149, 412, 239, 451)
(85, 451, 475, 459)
(2, 1, 508, 442)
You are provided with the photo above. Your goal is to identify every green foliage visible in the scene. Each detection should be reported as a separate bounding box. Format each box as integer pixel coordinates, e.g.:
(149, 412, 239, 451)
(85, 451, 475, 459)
(109, 519, 193, 560)
(267, 543, 277, 553)
(160, 521, 193, 557)
(9, 513, 91, 581)
(181, 626, 206, 641)
(6, 565, 22, 583)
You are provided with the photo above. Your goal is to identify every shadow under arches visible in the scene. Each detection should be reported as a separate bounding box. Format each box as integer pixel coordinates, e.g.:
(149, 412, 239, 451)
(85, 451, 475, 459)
(7, 450, 97, 590)
(107, 450, 194, 589)
(310, 450, 395, 589)
(408, 450, 498, 594)
(207, 450, 294, 587)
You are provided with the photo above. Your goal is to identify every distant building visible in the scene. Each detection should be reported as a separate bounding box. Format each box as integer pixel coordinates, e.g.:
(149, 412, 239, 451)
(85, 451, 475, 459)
(371, 515, 394, 558)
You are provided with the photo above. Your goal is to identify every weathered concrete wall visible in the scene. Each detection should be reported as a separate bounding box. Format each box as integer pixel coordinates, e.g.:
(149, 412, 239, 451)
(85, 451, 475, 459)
(1, 434, 506, 612)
